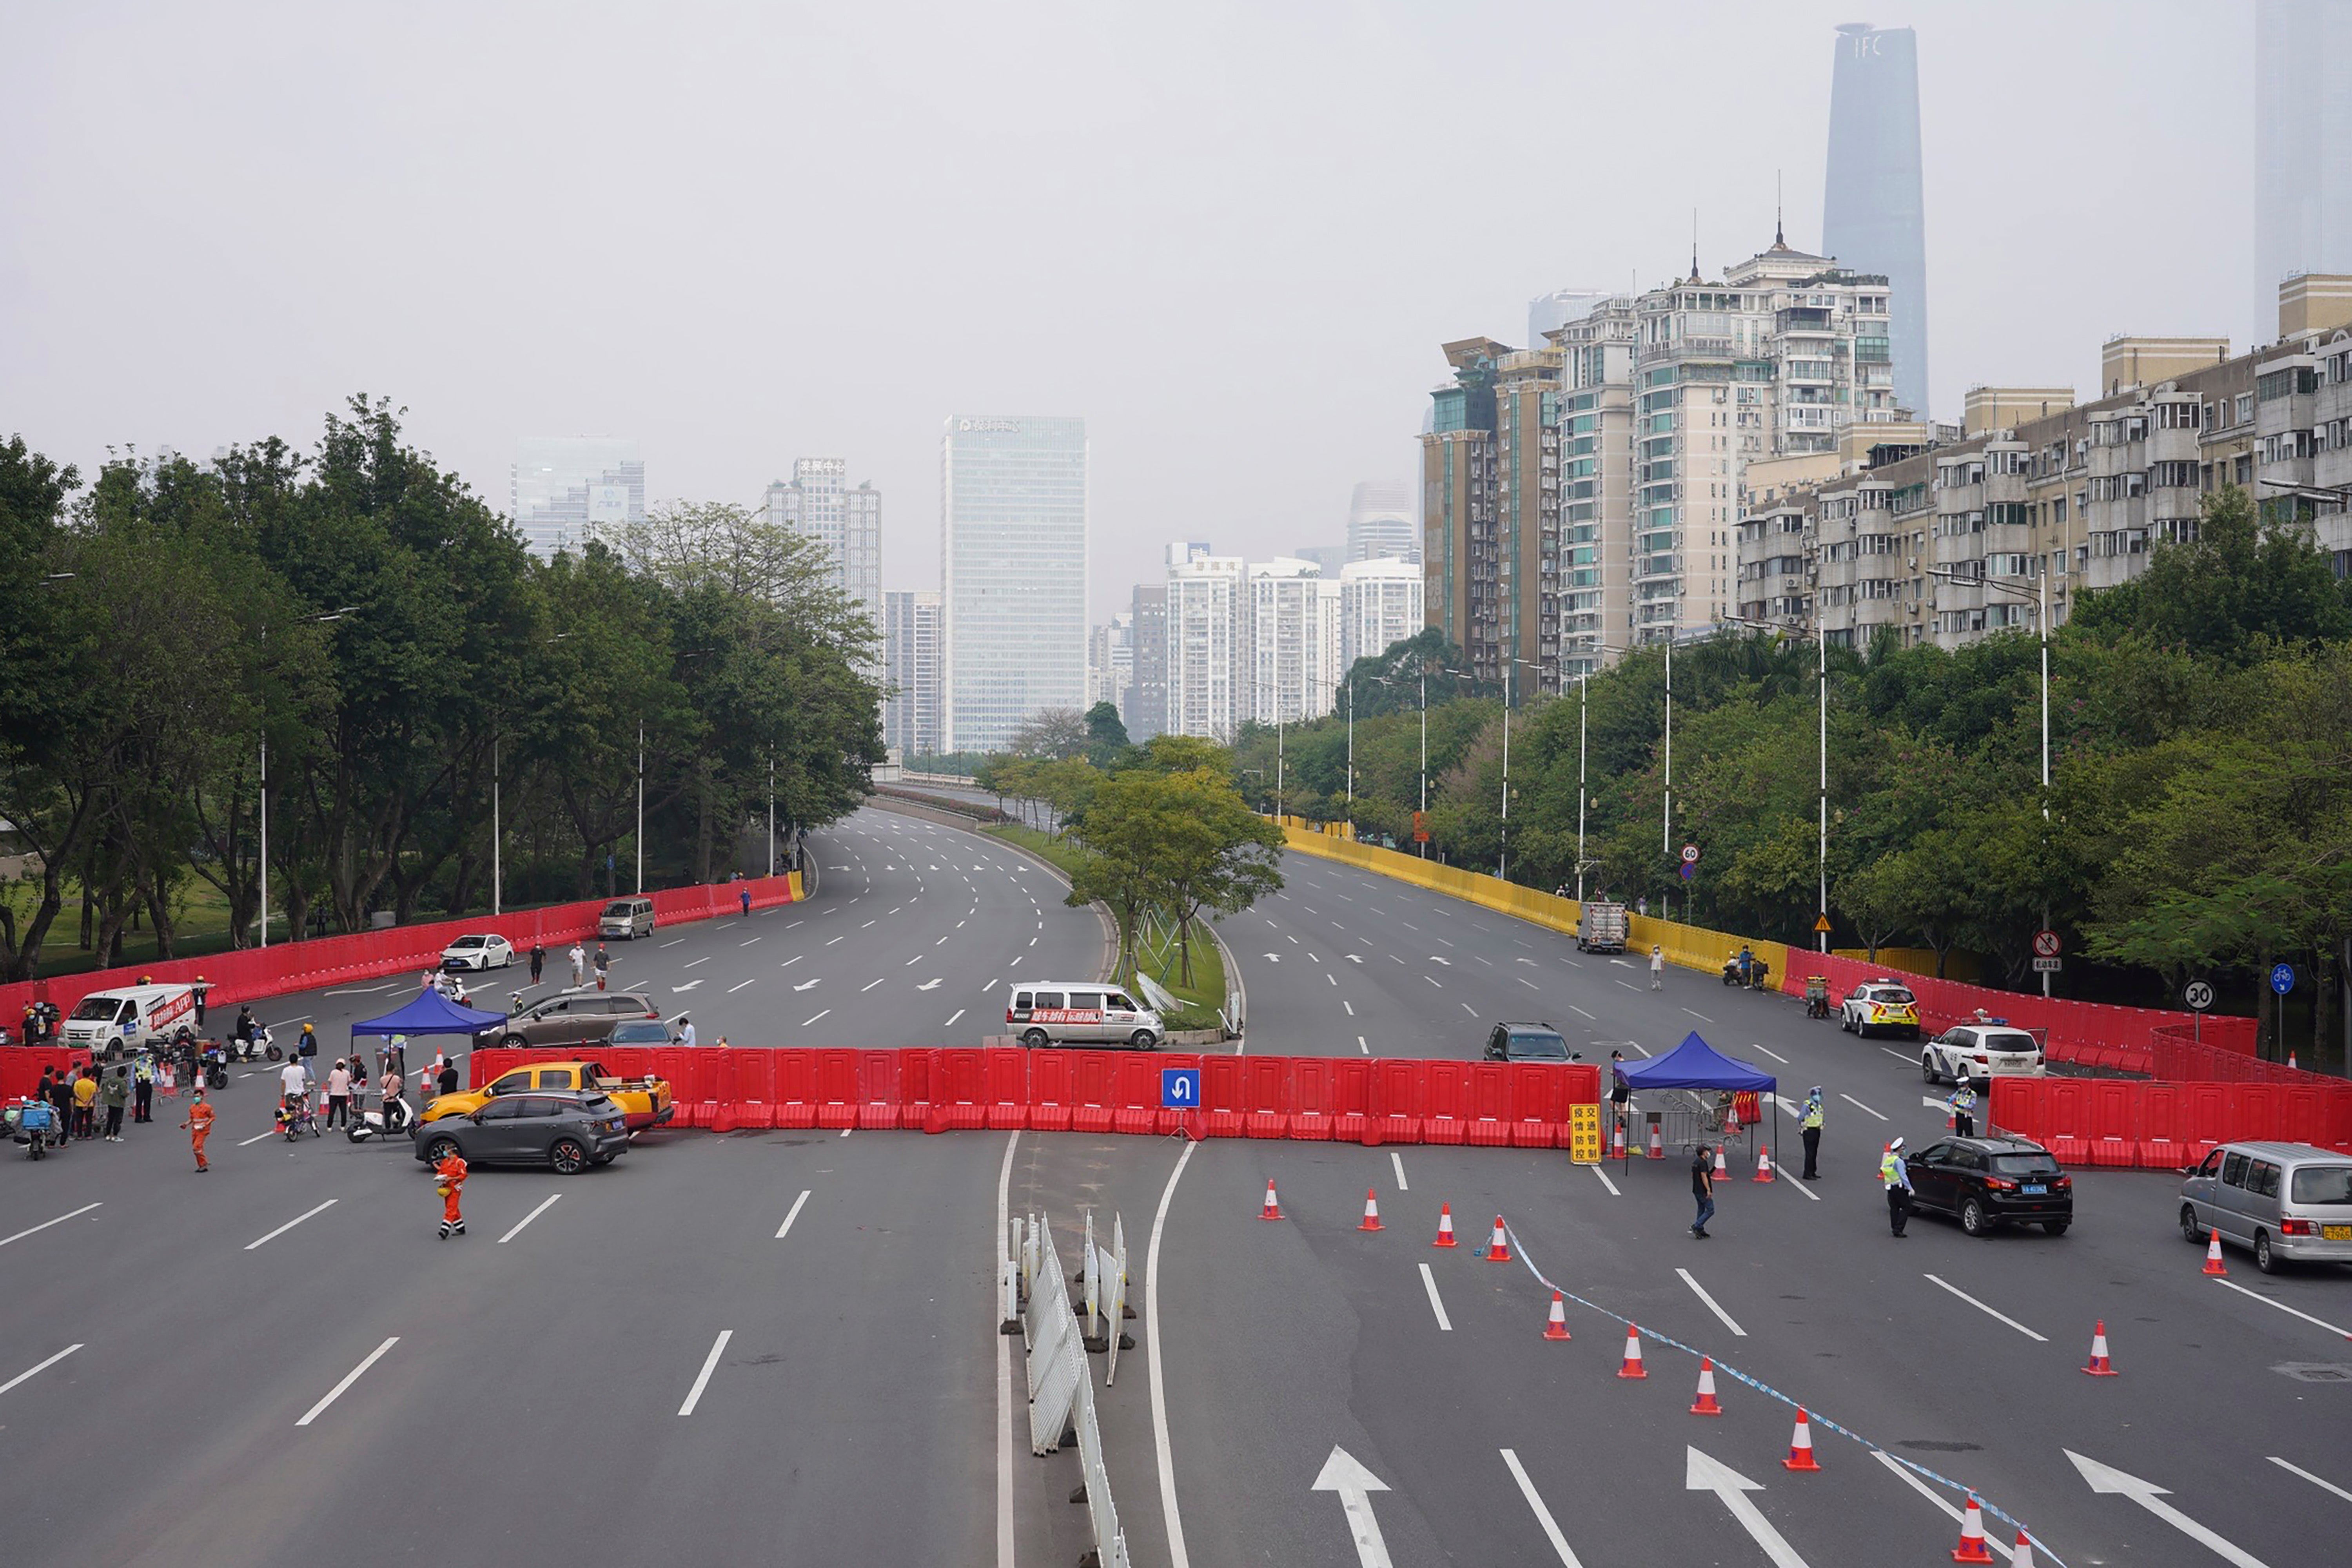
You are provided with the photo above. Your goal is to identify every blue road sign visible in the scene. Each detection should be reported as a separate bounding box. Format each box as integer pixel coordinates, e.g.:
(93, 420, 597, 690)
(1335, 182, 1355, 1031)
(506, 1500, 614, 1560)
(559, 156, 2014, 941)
(1161, 1067, 1201, 1109)
(2271, 963, 2296, 996)
(1679, 860, 1695, 882)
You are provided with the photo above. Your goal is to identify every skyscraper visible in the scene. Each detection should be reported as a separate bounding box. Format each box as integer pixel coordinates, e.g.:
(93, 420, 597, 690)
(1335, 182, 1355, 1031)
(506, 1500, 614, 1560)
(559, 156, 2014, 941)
(882, 590, 942, 761)
(1164, 554, 1245, 740)
(2256, 0, 2352, 336)
(762, 459, 881, 619)
(1126, 582, 1169, 741)
(1347, 480, 1418, 563)
(511, 437, 644, 558)
(939, 416, 1088, 752)
(1822, 22, 1928, 418)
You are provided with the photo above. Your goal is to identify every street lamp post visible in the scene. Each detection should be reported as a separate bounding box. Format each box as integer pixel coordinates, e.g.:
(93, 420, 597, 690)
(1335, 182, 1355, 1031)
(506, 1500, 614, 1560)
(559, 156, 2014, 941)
(1344, 676, 1355, 836)
(768, 752, 776, 878)
(1499, 657, 1540, 884)
(1717, 609, 1831, 951)
(258, 607, 358, 948)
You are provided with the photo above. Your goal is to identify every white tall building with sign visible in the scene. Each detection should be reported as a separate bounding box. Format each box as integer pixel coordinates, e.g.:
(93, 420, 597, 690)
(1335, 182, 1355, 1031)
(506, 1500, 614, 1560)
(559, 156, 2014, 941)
(763, 458, 880, 618)
(940, 416, 1088, 752)
(512, 437, 644, 559)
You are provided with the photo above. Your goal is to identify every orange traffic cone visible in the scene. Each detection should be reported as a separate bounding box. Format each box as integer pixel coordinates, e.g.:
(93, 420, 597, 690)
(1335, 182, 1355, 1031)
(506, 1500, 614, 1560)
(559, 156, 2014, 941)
(1616, 1323, 1648, 1379)
(1259, 1180, 1283, 1221)
(2009, 1528, 2037, 1568)
(1483, 1215, 1511, 1262)
(2202, 1227, 2227, 1275)
(1753, 1143, 1775, 1183)
(1543, 1291, 1571, 1341)
(1358, 1188, 1383, 1233)
(1646, 1121, 1663, 1160)
(1951, 1495, 1995, 1563)
(1725, 1100, 1740, 1134)
(1782, 1408, 1822, 1471)
(1688, 1357, 1722, 1416)
(2082, 1320, 2117, 1377)
(1431, 1203, 1457, 1248)
(1611, 1119, 1627, 1159)
(1713, 1143, 1730, 1182)
(2289, 1050, 2299, 1071)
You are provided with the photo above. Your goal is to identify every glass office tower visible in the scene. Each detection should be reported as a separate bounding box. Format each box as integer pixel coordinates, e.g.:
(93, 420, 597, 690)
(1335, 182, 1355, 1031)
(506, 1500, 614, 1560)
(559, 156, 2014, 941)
(939, 416, 1088, 752)
(1822, 22, 1928, 419)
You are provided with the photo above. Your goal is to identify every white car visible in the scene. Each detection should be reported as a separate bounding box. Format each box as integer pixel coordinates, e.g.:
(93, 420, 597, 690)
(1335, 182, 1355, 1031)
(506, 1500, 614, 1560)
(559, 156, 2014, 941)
(1922, 1023, 2047, 1087)
(439, 934, 516, 971)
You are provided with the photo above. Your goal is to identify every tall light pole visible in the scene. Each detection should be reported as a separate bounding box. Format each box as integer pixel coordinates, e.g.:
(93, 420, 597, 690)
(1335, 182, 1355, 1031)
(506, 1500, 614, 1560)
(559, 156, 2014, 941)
(1344, 675, 1356, 836)
(768, 752, 777, 877)
(1662, 636, 1673, 857)
(257, 606, 357, 947)
(635, 721, 645, 895)
(1500, 657, 1540, 883)
(1717, 610, 1830, 950)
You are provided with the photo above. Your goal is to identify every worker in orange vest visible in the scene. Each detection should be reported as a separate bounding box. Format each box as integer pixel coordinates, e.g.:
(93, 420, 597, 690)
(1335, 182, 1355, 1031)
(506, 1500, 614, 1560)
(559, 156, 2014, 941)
(434, 1147, 469, 1238)
(180, 1089, 216, 1172)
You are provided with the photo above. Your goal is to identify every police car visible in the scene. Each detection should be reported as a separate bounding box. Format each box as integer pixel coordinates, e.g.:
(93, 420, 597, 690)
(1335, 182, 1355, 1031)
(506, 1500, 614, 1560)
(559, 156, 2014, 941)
(1922, 1021, 2047, 1088)
(1839, 980, 1922, 1039)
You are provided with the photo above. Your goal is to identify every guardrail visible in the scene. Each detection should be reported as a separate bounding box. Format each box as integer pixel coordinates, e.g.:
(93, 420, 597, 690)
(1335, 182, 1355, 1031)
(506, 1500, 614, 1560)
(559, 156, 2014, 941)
(1991, 1075, 2352, 1168)
(1014, 1212, 1134, 1568)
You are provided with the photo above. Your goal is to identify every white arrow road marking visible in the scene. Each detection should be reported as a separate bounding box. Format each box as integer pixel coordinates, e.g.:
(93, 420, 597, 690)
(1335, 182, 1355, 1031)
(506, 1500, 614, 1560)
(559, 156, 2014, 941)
(1262, 953, 1281, 963)
(1429, 956, 1452, 965)
(1500, 1449, 1588, 1568)
(1345, 953, 1363, 964)
(678, 1329, 733, 1416)
(2267, 1456, 2352, 1504)
(918, 979, 942, 991)
(1839, 1093, 1887, 1122)
(0, 1343, 82, 1397)
(297, 1337, 398, 1427)
(794, 978, 822, 992)
(1314, 1446, 1396, 1568)
(2067, 1449, 2276, 1568)
(671, 981, 704, 993)
(1923, 1274, 2046, 1341)
(1921, 1095, 1954, 1114)
(0, 1202, 102, 1249)
(1686, 1447, 1811, 1568)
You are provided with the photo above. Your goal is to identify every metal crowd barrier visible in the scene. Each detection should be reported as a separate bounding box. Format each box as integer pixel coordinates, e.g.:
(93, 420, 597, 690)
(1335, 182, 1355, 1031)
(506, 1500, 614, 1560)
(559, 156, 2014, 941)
(1013, 1212, 1135, 1568)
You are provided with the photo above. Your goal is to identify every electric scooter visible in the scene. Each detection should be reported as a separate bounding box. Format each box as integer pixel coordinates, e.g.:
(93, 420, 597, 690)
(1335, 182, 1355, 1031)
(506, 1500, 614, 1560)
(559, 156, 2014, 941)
(346, 1095, 415, 1144)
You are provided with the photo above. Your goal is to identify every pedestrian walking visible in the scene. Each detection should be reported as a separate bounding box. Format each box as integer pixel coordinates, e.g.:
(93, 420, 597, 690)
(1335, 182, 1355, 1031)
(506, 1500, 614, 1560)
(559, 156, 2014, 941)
(1799, 1088, 1824, 1180)
(592, 943, 611, 992)
(324, 1060, 352, 1129)
(132, 1054, 154, 1122)
(1690, 1144, 1716, 1238)
(434, 1146, 468, 1238)
(679, 1016, 697, 1048)
(180, 1090, 216, 1172)
(297, 1022, 319, 1063)
(568, 942, 585, 987)
(1948, 1079, 1978, 1138)
(102, 1066, 129, 1141)
(739, 886, 752, 917)
(1650, 944, 1665, 990)
(1882, 1136, 1913, 1237)
(529, 942, 544, 985)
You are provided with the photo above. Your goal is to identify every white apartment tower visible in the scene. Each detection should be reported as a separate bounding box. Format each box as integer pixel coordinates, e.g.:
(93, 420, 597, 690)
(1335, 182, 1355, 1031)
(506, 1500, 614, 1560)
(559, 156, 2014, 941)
(1164, 554, 1246, 740)
(882, 590, 942, 761)
(1246, 558, 1333, 724)
(1336, 557, 1425, 670)
(940, 417, 1089, 752)
(763, 459, 881, 618)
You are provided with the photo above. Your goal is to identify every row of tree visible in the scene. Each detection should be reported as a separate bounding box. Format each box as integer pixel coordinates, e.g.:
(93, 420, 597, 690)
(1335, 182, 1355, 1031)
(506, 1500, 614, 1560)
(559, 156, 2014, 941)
(1222, 488, 2350, 1042)
(0, 400, 884, 978)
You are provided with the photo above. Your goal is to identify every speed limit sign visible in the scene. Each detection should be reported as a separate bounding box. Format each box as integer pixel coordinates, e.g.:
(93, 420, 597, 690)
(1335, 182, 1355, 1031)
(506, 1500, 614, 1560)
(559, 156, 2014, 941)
(1681, 843, 1700, 864)
(2184, 980, 2215, 1011)
(2031, 929, 2062, 959)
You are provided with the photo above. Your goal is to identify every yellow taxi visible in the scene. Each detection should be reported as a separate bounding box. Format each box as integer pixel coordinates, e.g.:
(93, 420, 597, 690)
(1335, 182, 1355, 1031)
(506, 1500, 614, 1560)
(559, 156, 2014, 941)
(1840, 980, 1922, 1040)
(422, 1059, 675, 1130)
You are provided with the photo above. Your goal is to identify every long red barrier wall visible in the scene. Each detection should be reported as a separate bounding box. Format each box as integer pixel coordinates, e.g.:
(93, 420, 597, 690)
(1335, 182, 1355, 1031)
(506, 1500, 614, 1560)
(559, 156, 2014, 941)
(461, 1046, 1602, 1150)
(0, 875, 797, 1037)
(1991, 1076, 2352, 1169)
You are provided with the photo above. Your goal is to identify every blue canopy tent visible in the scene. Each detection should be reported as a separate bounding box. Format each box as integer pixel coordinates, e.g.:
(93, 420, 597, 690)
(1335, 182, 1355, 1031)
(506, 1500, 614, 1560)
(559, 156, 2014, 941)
(348, 986, 505, 1039)
(1615, 1032, 1778, 1171)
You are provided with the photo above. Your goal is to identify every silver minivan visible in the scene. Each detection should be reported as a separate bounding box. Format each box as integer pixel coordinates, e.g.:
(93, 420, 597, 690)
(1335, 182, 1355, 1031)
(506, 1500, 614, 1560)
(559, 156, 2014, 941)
(598, 897, 656, 940)
(1005, 983, 1163, 1050)
(2179, 1141, 2352, 1273)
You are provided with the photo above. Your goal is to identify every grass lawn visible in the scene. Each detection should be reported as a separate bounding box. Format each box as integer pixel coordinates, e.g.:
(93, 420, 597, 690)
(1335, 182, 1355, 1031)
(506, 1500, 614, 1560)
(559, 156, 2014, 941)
(0, 878, 255, 978)
(985, 823, 1088, 881)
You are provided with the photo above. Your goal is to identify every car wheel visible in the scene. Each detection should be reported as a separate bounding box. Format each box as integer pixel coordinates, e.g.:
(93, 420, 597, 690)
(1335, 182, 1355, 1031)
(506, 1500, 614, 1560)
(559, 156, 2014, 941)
(1020, 1029, 1050, 1049)
(2181, 1205, 2205, 1244)
(1130, 1030, 1158, 1050)
(422, 1136, 461, 1164)
(501, 1033, 526, 1048)
(550, 1138, 587, 1175)
(2255, 1231, 2279, 1273)
(1960, 1196, 1991, 1236)
(2042, 1220, 2069, 1236)
(1922, 1054, 1940, 1084)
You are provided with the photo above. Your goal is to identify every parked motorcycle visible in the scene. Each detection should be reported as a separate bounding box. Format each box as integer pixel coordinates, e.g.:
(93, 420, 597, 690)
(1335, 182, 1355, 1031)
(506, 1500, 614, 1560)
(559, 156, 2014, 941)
(1719, 952, 1771, 990)
(346, 1096, 415, 1144)
(6, 1098, 60, 1159)
(202, 1045, 229, 1091)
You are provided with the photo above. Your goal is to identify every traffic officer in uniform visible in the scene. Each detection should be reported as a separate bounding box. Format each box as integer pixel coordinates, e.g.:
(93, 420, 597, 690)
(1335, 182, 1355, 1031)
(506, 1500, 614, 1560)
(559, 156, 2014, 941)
(1799, 1088, 1824, 1180)
(1881, 1136, 1913, 1237)
(1949, 1078, 1979, 1138)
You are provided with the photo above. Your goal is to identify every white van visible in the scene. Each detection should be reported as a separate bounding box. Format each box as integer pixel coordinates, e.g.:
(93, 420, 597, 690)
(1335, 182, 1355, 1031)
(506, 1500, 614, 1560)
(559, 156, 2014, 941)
(599, 897, 656, 939)
(1006, 983, 1163, 1050)
(62, 983, 199, 1060)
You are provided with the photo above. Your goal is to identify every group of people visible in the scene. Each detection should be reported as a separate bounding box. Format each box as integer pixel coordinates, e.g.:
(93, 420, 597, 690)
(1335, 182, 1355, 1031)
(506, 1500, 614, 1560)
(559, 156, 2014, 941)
(563, 942, 615, 991)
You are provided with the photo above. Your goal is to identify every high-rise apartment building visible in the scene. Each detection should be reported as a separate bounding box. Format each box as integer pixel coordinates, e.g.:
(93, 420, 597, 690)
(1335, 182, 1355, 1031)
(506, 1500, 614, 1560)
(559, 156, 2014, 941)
(1164, 554, 1246, 740)
(938, 417, 1088, 753)
(1247, 558, 1336, 724)
(763, 459, 881, 619)
(881, 590, 942, 761)
(2255, 1, 2352, 336)
(1126, 583, 1169, 740)
(1823, 22, 1928, 420)
(1087, 615, 1134, 713)
(512, 437, 644, 559)
(1550, 297, 1640, 675)
(1346, 480, 1418, 563)
(1335, 557, 1425, 671)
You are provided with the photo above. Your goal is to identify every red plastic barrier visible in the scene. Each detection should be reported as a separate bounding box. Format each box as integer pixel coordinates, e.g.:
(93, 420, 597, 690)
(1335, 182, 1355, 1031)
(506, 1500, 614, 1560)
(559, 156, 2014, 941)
(2082, 1079, 2140, 1167)
(2180, 1082, 2230, 1159)
(1199, 1055, 1248, 1138)
(0, 1045, 93, 1100)
(1418, 1061, 1468, 1146)
(2137, 1081, 2186, 1168)
(1027, 1050, 1074, 1133)
(2228, 1084, 2279, 1148)
(858, 1050, 902, 1129)
(773, 1050, 819, 1128)
(1367, 1059, 1425, 1145)
(1110, 1055, 1160, 1136)
(1289, 1058, 1338, 1141)
(1239, 1057, 1290, 1138)
(1327, 1057, 1372, 1143)
(932, 1048, 987, 1131)
(1465, 1063, 1514, 1148)
(1068, 1051, 1118, 1134)
(1508, 1064, 1565, 1150)
(814, 1049, 860, 1129)
(983, 1047, 1028, 1131)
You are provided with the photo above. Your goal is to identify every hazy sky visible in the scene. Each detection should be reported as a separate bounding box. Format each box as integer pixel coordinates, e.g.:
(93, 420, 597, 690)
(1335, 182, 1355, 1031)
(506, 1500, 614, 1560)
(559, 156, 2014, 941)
(3, 1, 2256, 618)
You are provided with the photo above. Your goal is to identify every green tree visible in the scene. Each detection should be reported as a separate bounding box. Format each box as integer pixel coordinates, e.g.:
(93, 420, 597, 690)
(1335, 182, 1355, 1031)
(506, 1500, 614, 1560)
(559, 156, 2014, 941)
(1083, 701, 1131, 768)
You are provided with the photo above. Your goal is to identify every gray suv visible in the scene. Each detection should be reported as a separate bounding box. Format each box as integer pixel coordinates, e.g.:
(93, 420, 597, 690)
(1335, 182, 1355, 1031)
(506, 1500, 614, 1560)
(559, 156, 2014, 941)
(479, 990, 661, 1051)
(2180, 1141, 2352, 1273)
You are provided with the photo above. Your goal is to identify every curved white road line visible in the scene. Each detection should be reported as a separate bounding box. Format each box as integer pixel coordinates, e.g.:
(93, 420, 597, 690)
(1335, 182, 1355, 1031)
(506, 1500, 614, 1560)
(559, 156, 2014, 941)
(1148, 1139, 1199, 1568)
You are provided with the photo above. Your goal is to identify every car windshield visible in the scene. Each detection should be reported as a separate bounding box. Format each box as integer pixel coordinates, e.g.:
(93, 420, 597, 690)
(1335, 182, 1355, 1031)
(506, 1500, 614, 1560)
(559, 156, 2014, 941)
(69, 997, 127, 1022)
(1869, 988, 1915, 1004)
(2289, 1166, 2352, 1205)
(1508, 1033, 1569, 1060)
(603, 901, 633, 917)
(610, 1022, 666, 1043)
(1989, 1153, 2060, 1177)
(451, 936, 484, 948)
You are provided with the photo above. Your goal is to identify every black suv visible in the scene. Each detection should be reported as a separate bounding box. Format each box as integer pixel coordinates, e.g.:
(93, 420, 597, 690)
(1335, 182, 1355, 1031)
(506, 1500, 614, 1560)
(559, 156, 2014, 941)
(413, 1091, 630, 1174)
(478, 990, 660, 1051)
(1480, 1022, 1575, 1063)
(1906, 1136, 2074, 1236)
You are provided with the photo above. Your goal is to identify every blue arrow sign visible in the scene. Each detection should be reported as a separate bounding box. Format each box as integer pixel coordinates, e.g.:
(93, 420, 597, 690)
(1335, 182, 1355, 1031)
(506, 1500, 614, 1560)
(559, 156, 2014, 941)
(2271, 963, 2296, 996)
(1162, 1067, 1201, 1109)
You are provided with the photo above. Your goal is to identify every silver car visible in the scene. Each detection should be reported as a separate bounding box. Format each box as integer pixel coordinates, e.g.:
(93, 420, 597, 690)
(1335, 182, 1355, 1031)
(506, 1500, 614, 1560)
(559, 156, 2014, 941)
(2179, 1141, 2352, 1273)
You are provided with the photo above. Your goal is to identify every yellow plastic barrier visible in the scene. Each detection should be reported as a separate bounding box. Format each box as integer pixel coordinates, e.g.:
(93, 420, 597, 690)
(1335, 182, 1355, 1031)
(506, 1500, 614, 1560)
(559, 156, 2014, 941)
(1832, 946, 1978, 983)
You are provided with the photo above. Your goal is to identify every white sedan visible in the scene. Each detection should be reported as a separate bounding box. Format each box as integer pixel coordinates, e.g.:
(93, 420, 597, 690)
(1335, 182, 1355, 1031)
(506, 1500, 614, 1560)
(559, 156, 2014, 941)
(439, 934, 516, 971)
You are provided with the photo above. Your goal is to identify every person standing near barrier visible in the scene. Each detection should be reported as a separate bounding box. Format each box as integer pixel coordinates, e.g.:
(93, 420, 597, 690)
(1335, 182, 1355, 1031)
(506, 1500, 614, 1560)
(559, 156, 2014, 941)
(1948, 1079, 1978, 1138)
(132, 1054, 154, 1122)
(529, 942, 544, 986)
(1882, 1137, 1913, 1237)
(678, 1016, 697, 1048)
(1799, 1088, 1824, 1180)
(568, 942, 585, 987)
(323, 1060, 352, 1129)
(102, 1066, 129, 1141)
(434, 1146, 468, 1238)
(436, 1058, 460, 1100)
(1608, 1050, 1630, 1140)
(180, 1089, 215, 1172)
(739, 886, 752, 917)
(72, 1066, 99, 1140)
(1690, 1144, 1716, 1238)
(1650, 945, 1665, 990)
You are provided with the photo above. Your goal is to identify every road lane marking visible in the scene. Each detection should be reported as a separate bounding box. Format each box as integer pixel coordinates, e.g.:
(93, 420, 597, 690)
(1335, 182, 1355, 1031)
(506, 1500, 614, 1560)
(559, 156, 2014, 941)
(238, 1129, 279, 1146)
(1517, 977, 1537, 990)
(1434, 937, 1454, 948)
(677, 1329, 733, 1416)
(862, 979, 885, 992)
(246, 1199, 338, 1250)
(1924, 1273, 2047, 1341)
(325, 982, 398, 995)
(1569, 1005, 1595, 1020)
(739, 936, 762, 946)
(1357, 1036, 1369, 1055)
(1343, 1000, 1355, 1015)
(1, 1202, 102, 1249)
(1328, 974, 1337, 986)
(802, 1010, 830, 1026)
(774, 1188, 811, 1240)
(826, 935, 845, 946)
(683, 956, 711, 969)
(1461, 1002, 1478, 1015)
(0, 1343, 82, 1397)
(2268, 1456, 2352, 1503)
(1682, 1008, 1713, 1022)
(496, 1194, 562, 1244)
(1880, 1047, 1910, 1062)
(1749, 1044, 1789, 1064)
(1147, 1140, 1198, 1568)
(861, 919, 875, 929)
(727, 979, 757, 993)
(1422, 975, 1441, 987)
(1839, 1093, 1887, 1122)
(1874, 1450, 1964, 1522)
(661, 937, 687, 947)
(1676, 1267, 1747, 1337)
(1389, 1152, 1408, 1190)
(2211, 1277, 2352, 1339)
(1778, 1169, 1821, 1201)
(780, 955, 802, 967)
(296, 1336, 398, 1427)
(945, 1009, 965, 1028)
(1400, 921, 1417, 931)
(1417, 1262, 1454, 1331)
(1590, 1166, 1620, 1196)
(1501, 1448, 1588, 1568)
